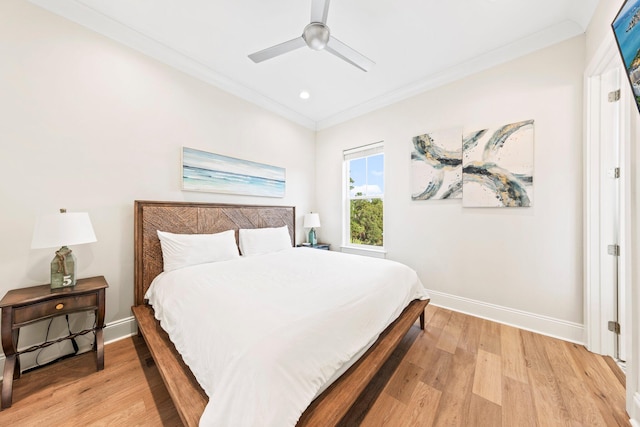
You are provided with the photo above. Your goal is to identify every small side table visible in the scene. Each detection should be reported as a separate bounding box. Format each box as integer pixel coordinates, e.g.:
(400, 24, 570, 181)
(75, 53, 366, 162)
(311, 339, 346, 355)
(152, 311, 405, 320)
(0, 276, 108, 409)
(297, 243, 331, 250)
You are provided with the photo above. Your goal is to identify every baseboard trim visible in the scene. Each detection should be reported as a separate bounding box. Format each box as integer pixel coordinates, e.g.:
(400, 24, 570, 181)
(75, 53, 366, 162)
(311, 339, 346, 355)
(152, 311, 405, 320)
(0, 316, 138, 380)
(427, 289, 584, 344)
(104, 315, 138, 345)
(631, 392, 640, 427)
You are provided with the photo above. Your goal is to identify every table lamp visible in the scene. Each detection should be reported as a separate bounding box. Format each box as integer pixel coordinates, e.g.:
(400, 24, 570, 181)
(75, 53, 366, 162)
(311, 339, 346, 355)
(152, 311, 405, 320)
(303, 213, 321, 246)
(31, 209, 97, 289)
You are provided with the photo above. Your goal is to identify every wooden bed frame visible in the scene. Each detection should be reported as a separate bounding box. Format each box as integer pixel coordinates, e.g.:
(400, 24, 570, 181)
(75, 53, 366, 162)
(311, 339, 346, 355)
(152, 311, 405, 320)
(132, 200, 430, 426)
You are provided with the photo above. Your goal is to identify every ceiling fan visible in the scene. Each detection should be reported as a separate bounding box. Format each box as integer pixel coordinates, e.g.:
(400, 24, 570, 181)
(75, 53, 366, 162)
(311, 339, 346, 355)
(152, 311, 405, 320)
(248, 0, 375, 72)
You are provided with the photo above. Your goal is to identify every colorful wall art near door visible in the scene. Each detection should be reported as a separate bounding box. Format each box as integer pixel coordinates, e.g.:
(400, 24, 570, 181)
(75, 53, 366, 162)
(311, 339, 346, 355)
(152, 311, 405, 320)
(462, 120, 534, 207)
(182, 147, 286, 197)
(411, 127, 463, 200)
(612, 0, 640, 115)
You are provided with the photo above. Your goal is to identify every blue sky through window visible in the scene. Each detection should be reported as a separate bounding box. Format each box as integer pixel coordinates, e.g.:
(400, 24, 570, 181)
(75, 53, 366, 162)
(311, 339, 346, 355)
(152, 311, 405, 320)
(349, 154, 384, 197)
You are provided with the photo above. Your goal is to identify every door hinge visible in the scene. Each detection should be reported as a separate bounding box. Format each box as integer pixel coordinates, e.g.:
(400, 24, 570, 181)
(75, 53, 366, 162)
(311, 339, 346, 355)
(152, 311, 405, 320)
(608, 321, 621, 335)
(607, 167, 620, 179)
(608, 89, 621, 102)
(607, 244, 620, 256)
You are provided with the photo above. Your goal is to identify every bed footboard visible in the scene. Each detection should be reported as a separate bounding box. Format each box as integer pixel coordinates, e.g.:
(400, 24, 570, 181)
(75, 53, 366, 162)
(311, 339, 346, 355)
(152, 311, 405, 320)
(297, 298, 430, 426)
(133, 298, 429, 427)
(132, 305, 207, 427)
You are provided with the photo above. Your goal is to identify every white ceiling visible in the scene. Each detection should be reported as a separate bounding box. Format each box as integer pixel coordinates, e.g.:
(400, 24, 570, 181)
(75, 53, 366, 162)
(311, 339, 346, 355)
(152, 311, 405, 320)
(31, 0, 599, 130)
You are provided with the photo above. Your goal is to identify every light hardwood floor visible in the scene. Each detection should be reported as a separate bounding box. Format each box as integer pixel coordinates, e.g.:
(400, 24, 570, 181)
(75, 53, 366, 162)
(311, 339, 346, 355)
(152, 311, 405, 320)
(0, 305, 629, 426)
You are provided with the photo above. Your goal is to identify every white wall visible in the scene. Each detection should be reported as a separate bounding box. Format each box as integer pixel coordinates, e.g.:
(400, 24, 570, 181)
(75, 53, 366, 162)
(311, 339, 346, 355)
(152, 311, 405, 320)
(586, 0, 624, 64)
(316, 36, 585, 342)
(0, 1, 315, 368)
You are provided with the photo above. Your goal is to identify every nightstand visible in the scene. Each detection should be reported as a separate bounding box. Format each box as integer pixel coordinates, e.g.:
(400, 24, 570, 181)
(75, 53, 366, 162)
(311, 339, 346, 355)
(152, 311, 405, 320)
(0, 276, 108, 409)
(297, 243, 331, 250)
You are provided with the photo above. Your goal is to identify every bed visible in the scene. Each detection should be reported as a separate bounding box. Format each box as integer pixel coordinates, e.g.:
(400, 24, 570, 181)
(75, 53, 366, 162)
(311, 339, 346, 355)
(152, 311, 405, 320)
(132, 200, 430, 426)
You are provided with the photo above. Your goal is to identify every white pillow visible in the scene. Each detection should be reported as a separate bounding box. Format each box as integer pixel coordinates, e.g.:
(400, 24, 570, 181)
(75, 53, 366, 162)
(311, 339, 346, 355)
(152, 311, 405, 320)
(157, 229, 239, 271)
(238, 225, 292, 256)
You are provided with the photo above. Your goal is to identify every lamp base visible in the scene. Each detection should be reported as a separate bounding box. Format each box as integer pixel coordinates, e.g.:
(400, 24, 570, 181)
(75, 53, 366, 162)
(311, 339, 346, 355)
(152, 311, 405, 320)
(308, 228, 317, 246)
(50, 246, 76, 289)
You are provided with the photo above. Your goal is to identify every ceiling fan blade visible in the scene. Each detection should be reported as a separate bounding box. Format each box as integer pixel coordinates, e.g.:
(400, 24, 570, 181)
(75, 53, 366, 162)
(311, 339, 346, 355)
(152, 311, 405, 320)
(325, 36, 375, 72)
(248, 37, 306, 63)
(310, 0, 331, 24)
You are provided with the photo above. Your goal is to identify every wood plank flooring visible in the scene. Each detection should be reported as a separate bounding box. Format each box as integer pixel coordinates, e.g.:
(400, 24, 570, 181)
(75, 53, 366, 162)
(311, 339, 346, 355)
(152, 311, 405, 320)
(0, 305, 629, 426)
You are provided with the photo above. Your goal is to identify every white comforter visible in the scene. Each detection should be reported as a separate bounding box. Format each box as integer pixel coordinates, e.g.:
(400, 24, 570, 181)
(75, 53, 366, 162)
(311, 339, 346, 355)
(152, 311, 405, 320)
(145, 248, 429, 426)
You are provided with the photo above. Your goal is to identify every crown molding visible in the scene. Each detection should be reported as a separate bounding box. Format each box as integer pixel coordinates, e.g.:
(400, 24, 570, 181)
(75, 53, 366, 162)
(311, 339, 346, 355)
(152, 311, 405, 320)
(316, 19, 584, 130)
(30, 1, 585, 133)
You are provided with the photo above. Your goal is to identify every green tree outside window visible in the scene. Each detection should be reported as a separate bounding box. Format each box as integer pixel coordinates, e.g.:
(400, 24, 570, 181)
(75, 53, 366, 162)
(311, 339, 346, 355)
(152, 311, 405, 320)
(347, 150, 384, 247)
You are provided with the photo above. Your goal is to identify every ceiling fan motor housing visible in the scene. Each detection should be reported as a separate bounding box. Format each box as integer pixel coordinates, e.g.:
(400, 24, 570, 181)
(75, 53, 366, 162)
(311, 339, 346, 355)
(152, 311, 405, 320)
(303, 23, 330, 50)
(248, 0, 374, 72)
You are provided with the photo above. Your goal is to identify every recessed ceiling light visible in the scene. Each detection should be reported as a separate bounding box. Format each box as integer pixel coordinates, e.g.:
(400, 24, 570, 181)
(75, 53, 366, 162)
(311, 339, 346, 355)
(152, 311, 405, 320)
(299, 90, 310, 100)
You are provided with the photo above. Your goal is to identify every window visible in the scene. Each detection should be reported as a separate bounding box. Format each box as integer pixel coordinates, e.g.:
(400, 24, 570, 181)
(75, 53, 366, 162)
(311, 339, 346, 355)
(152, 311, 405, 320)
(344, 143, 384, 248)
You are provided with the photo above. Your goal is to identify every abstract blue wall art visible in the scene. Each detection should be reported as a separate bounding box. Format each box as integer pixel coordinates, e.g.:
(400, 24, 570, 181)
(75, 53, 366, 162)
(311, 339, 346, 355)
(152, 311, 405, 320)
(182, 147, 286, 197)
(462, 120, 534, 207)
(411, 127, 463, 200)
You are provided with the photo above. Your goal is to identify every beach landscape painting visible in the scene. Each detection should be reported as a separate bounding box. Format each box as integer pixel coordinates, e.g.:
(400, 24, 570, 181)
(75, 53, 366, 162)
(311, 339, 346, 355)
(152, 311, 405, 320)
(182, 147, 285, 197)
(411, 127, 463, 200)
(462, 120, 534, 207)
(613, 0, 640, 113)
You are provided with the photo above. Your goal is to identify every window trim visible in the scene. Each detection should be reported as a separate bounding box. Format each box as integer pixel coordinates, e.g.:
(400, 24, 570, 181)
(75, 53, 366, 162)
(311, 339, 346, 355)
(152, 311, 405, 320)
(342, 142, 385, 250)
(340, 244, 387, 259)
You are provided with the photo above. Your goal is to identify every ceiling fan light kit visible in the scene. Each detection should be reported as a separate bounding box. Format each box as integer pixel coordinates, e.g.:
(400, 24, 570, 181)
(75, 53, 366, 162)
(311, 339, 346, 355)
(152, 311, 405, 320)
(248, 0, 375, 72)
(303, 23, 330, 50)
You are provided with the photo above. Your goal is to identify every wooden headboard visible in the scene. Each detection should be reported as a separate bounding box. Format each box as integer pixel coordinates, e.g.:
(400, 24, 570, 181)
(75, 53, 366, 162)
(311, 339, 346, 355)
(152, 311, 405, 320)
(134, 200, 296, 306)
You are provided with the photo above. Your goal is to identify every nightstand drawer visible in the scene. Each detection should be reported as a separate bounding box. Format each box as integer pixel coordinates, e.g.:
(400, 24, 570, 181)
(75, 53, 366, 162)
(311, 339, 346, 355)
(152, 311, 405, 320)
(13, 294, 98, 326)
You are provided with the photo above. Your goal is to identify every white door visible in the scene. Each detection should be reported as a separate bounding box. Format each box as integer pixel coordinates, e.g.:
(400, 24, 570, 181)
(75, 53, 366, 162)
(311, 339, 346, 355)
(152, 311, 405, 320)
(599, 67, 624, 361)
(585, 57, 629, 362)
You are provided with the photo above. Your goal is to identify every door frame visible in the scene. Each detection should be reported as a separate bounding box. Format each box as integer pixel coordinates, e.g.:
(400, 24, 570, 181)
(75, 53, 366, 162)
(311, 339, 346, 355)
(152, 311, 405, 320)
(584, 35, 631, 359)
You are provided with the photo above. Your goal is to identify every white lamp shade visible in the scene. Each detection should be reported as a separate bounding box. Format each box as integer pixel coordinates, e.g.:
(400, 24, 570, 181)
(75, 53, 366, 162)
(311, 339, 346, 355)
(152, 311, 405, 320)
(31, 212, 97, 249)
(303, 213, 321, 228)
